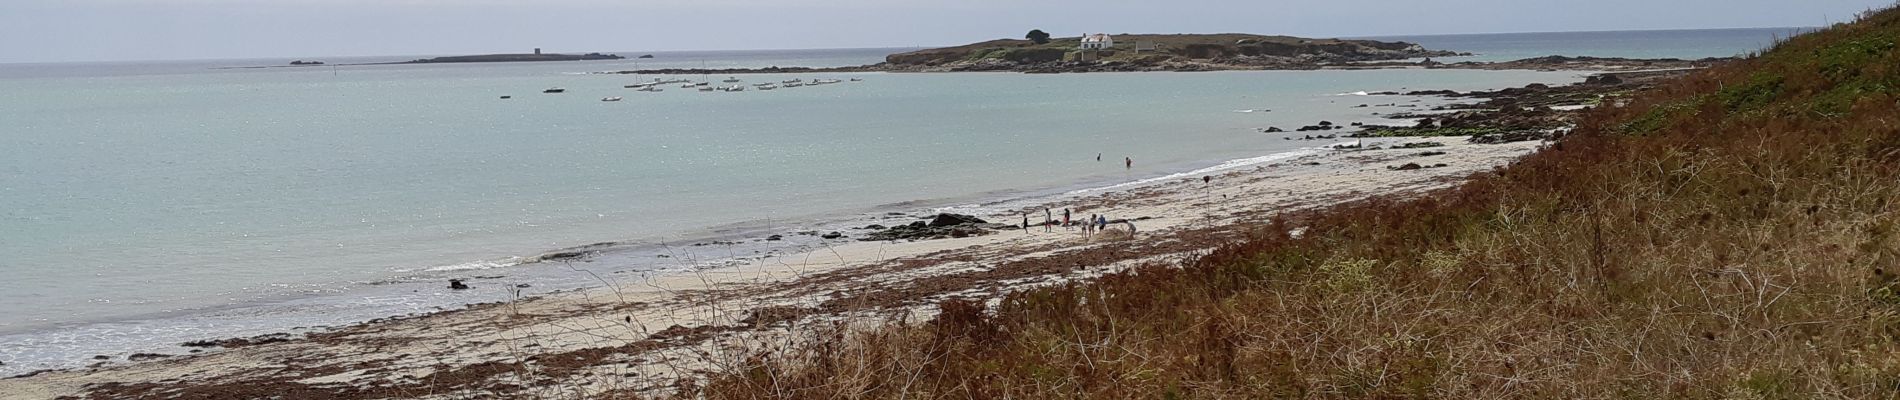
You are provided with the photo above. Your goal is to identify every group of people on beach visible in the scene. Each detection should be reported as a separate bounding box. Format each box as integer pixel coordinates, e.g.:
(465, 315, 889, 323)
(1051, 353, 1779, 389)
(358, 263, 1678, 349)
(1008, 154, 1141, 237)
(1021, 207, 1129, 237)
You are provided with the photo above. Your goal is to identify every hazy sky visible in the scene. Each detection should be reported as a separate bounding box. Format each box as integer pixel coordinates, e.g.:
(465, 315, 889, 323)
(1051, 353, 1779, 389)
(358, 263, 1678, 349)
(2, 0, 1892, 63)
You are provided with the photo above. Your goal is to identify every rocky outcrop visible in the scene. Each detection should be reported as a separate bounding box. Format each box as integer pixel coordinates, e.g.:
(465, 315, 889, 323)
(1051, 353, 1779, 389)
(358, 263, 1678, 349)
(928, 214, 988, 227)
(863, 214, 1011, 242)
(886, 34, 1459, 68)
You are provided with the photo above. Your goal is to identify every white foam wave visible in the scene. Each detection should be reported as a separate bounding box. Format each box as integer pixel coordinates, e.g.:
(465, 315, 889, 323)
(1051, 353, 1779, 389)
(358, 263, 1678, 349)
(1334, 91, 1371, 96)
(405, 257, 524, 273)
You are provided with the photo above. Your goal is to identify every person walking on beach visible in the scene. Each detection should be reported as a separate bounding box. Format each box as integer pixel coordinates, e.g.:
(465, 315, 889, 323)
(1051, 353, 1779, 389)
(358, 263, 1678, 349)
(1097, 215, 1108, 231)
(1062, 208, 1072, 230)
(1043, 208, 1053, 232)
(1125, 157, 1133, 169)
(1022, 213, 1030, 234)
(1097, 153, 1102, 162)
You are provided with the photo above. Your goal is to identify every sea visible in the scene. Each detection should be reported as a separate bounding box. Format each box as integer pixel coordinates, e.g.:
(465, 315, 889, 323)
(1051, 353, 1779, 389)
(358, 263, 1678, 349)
(0, 27, 1805, 374)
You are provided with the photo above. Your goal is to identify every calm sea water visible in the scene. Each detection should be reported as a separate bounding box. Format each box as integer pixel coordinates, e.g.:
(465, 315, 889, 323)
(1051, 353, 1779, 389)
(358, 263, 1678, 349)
(0, 28, 1797, 374)
(1373, 27, 1812, 62)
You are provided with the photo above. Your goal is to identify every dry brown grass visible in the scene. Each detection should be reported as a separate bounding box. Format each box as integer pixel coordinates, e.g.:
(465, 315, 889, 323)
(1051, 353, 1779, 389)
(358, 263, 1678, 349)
(693, 5, 1900, 399)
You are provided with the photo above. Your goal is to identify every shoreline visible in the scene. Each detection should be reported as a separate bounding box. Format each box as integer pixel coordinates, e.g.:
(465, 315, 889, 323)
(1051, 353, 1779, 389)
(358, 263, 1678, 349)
(0, 136, 1341, 376)
(0, 134, 1552, 398)
(0, 70, 1662, 397)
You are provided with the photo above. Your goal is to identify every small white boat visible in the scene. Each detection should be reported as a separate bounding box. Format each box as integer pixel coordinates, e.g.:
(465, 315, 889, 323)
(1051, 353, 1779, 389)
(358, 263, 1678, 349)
(781, 78, 803, 84)
(722, 85, 745, 92)
(625, 82, 658, 89)
(637, 86, 663, 92)
(759, 84, 779, 91)
(813, 79, 842, 84)
(694, 82, 710, 87)
(698, 86, 715, 92)
(679, 84, 696, 89)
(723, 77, 741, 83)
(784, 82, 804, 88)
(601, 96, 622, 102)
(849, 78, 863, 82)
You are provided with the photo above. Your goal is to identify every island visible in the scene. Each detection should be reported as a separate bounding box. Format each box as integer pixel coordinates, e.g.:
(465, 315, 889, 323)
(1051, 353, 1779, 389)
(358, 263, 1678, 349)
(600, 32, 1726, 75)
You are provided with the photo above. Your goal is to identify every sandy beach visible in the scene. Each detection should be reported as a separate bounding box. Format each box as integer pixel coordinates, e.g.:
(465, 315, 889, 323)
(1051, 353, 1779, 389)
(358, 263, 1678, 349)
(0, 136, 1543, 399)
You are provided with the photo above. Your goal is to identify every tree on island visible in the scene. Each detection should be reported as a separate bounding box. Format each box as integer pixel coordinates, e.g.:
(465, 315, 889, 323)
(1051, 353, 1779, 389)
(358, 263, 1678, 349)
(1026, 29, 1051, 44)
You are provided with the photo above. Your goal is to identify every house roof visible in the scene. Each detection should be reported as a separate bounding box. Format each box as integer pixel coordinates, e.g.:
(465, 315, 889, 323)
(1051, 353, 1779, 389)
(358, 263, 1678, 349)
(1082, 33, 1112, 43)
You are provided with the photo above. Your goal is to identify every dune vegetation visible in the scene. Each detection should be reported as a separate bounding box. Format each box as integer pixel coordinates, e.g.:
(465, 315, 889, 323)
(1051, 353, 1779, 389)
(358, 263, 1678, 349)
(692, 5, 1900, 399)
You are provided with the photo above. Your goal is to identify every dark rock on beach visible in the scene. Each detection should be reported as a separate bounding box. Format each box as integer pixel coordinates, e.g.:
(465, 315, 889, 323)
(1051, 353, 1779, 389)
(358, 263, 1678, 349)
(821, 232, 845, 239)
(449, 279, 470, 290)
(182, 333, 297, 348)
(928, 213, 987, 227)
(863, 214, 1010, 242)
(127, 353, 172, 362)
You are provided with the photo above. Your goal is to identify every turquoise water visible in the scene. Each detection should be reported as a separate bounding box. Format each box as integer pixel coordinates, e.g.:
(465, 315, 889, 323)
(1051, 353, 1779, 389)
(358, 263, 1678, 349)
(0, 29, 1787, 373)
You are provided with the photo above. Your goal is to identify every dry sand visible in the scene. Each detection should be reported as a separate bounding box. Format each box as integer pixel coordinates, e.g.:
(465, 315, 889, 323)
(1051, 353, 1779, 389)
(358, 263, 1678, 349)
(0, 137, 1544, 399)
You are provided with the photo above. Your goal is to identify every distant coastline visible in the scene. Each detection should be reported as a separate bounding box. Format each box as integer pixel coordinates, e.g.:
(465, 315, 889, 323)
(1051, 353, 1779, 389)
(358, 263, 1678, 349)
(400, 52, 624, 64)
(596, 33, 1733, 75)
(213, 51, 624, 70)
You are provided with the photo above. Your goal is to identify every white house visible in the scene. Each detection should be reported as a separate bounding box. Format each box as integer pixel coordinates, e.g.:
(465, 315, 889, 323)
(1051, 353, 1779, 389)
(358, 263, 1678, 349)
(1080, 33, 1114, 50)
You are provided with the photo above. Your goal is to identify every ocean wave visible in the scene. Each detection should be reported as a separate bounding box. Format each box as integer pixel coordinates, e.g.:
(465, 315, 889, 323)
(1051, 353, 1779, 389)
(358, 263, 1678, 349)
(402, 257, 525, 273)
(1334, 91, 1372, 96)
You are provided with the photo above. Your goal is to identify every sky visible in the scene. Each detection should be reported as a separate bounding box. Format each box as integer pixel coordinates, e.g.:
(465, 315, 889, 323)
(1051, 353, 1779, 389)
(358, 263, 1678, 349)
(1, 0, 1893, 63)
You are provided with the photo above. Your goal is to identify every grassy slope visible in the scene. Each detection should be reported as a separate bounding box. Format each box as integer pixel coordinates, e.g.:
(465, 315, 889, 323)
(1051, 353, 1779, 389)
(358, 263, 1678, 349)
(702, 6, 1900, 399)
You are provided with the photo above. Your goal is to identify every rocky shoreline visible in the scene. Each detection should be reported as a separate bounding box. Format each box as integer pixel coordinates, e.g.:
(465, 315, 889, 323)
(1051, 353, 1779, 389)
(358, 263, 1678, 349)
(600, 55, 1732, 75)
